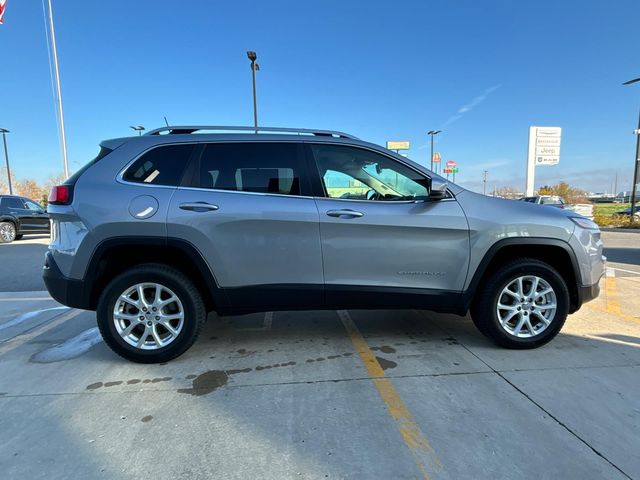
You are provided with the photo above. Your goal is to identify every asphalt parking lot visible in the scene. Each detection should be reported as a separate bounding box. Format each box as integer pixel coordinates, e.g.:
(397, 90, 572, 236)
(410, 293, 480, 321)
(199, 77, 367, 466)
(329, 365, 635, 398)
(0, 232, 638, 479)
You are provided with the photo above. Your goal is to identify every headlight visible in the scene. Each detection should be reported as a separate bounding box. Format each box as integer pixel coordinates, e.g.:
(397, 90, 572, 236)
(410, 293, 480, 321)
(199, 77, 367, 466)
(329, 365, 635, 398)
(570, 216, 599, 230)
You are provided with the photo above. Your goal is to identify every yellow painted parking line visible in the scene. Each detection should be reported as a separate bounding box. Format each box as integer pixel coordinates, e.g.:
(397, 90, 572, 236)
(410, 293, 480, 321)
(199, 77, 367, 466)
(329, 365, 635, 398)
(337, 310, 443, 479)
(585, 303, 640, 326)
(604, 270, 621, 315)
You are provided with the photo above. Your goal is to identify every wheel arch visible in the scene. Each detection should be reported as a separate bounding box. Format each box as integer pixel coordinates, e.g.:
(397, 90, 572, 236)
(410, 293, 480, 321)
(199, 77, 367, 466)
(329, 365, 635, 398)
(464, 238, 582, 314)
(0, 216, 18, 229)
(84, 237, 227, 312)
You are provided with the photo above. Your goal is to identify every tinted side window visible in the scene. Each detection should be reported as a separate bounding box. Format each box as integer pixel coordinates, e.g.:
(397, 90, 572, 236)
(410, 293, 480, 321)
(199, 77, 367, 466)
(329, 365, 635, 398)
(310, 144, 429, 201)
(25, 200, 44, 211)
(2, 197, 25, 209)
(196, 143, 305, 196)
(124, 144, 195, 186)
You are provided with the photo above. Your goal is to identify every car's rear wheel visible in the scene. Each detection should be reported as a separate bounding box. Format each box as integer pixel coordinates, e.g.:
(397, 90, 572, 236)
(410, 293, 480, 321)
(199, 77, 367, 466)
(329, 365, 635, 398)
(0, 222, 16, 243)
(97, 264, 206, 363)
(471, 258, 569, 349)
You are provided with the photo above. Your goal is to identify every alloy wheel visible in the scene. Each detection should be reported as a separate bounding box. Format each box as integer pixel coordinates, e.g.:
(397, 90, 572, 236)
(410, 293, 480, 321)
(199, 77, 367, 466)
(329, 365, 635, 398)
(113, 282, 185, 350)
(0, 223, 16, 242)
(496, 275, 557, 338)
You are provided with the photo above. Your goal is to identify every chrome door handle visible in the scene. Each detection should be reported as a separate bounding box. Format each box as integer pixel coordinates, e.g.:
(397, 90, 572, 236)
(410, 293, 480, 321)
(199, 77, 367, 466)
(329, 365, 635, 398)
(326, 209, 364, 218)
(179, 202, 219, 212)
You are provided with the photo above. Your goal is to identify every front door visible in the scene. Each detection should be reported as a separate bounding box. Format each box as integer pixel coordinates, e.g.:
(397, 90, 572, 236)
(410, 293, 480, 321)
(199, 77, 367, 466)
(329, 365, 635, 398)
(167, 141, 324, 310)
(308, 143, 469, 307)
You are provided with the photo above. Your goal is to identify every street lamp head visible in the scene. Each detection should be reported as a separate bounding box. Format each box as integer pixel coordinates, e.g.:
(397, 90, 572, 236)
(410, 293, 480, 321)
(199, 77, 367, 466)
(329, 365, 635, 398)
(247, 51, 257, 61)
(0, 128, 8, 134)
(623, 78, 640, 86)
(427, 130, 442, 135)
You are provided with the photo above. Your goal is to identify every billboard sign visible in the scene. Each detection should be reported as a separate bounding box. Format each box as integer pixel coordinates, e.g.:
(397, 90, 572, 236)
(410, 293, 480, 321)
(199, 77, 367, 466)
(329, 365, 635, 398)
(526, 126, 562, 196)
(446, 160, 457, 167)
(386, 141, 410, 150)
(529, 127, 561, 167)
(432, 152, 442, 163)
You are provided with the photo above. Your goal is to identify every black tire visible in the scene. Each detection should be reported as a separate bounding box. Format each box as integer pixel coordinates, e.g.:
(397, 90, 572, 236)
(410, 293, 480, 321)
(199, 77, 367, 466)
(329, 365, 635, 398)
(470, 258, 569, 349)
(14, 234, 23, 240)
(0, 221, 16, 243)
(97, 264, 206, 363)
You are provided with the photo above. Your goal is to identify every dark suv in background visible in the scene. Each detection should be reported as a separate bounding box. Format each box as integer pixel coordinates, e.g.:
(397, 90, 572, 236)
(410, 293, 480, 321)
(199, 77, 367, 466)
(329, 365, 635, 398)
(0, 195, 50, 243)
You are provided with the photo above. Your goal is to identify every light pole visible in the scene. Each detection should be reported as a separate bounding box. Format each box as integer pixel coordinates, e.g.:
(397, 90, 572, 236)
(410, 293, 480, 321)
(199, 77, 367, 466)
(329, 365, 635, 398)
(129, 125, 145, 136)
(47, 0, 69, 179)
(482, 170, 488, 195)
(623, 77, 640, 224)
(427, 130, 441, 172)
(0, 128, 12, 195)
(247, 51, 260, 132)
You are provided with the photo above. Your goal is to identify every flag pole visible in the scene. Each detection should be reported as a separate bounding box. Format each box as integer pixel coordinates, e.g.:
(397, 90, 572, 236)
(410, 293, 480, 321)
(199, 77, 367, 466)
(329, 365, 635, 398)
(47, 0, 69, 178)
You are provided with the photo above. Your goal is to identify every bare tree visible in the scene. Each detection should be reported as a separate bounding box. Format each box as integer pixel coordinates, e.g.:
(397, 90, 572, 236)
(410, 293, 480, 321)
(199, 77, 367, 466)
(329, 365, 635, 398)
(494, 186, 522, 199)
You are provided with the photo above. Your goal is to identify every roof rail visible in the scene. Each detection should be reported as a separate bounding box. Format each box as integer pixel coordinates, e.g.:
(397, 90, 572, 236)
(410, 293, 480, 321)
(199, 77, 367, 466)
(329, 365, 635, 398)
(143, 125, 359, 139)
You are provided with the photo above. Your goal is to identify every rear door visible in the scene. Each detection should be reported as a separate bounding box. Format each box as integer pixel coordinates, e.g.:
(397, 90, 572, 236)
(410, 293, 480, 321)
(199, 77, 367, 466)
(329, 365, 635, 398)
(167, 141, 324, 309)
(23, 199, 50, 232)
(307, 143, 470, 307)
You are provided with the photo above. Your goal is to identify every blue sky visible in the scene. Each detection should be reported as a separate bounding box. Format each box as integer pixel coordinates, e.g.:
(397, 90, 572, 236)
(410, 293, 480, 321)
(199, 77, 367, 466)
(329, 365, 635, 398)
(1, 0, 639, 193)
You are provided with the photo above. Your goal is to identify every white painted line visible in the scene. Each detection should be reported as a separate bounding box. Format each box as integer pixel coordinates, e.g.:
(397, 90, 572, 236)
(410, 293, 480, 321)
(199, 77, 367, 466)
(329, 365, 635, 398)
(264, 311, 273, 329)
(31, 327, 102, 363)
(0, 309, 83, 356)
(237, 311, 273, 331)
(0, 297, 54, 302)
(609, 266, 640, 276)
(0, 306, 68, 331)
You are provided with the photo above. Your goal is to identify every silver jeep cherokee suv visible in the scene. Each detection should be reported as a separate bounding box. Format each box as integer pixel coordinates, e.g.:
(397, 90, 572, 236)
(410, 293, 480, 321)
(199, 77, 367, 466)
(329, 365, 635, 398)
(43, 126, 605, 363)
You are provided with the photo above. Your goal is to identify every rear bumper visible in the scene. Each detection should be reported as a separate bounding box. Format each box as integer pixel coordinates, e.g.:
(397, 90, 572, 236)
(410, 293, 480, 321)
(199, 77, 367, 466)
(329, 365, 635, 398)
(42, 251, 92, 310)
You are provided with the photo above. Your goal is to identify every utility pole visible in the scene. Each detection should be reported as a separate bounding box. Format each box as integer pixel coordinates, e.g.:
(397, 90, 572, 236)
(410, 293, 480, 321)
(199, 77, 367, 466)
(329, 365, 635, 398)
(623, 77, 640, 224)
(427, 130, 441, 172)
(0, 128, 12, 195)
(47, 0, 69, 178)
(247, 51, 259, 132)
(482, 170, 488, 195)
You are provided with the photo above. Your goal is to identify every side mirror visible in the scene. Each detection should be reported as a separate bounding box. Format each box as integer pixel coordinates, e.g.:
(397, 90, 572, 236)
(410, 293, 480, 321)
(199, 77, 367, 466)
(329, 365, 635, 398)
(429, 178, 448, 200)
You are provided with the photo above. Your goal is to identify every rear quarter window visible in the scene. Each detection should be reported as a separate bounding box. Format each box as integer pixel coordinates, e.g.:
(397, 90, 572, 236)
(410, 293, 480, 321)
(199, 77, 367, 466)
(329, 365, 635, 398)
(123, 144, 195, 186)
(1, 197, 25, 209)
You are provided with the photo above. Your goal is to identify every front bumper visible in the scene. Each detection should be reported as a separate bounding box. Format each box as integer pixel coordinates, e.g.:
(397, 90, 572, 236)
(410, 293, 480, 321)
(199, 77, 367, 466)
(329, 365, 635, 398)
(578, 282, 600, 306)
(42, 251, 92, 310)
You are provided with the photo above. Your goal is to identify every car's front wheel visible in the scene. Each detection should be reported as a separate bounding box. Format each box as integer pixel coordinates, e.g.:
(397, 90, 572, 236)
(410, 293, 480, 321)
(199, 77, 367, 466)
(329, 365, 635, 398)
(97, 264, 206, 363)
(0, 222, 16, 243)
(471, 258, 569, 349)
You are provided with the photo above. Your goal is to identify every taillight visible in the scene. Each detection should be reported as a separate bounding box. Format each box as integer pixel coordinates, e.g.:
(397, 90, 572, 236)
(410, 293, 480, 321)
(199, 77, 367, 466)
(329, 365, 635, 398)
(48, 185, 71, 205)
